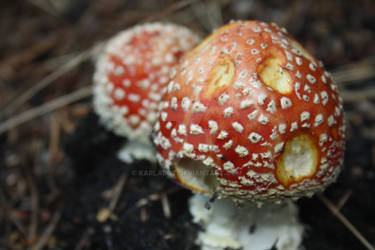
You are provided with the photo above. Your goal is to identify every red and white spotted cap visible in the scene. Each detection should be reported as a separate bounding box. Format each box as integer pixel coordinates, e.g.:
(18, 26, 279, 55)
(93, 23, 200, 143)
(153, 21, 345, 201)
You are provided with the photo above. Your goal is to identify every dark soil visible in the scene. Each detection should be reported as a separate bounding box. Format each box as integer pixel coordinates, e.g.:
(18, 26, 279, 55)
(1, 0, 375, 250)
(60, 113, 200, 250)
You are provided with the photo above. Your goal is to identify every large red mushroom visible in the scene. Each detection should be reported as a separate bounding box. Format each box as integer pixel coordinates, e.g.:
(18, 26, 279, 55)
(93, 23, 200, 162)
(154, 20, 345, 201)
(153, 20, 345, 250)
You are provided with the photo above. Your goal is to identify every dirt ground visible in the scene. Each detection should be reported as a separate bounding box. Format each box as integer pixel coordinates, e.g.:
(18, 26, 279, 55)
(1, 0, 375, 249)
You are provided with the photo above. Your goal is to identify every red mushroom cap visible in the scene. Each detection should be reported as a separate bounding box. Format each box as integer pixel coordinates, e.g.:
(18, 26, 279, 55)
(93, 23, 200, 142)
(153, 21, 345, 201)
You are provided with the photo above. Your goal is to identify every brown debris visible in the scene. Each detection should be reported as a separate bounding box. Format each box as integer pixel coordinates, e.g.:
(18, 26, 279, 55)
(0, 1, 374, 250)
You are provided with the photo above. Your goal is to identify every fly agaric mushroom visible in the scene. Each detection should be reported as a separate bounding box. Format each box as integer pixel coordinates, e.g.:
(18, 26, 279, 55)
(153, 20, 345, 250)
(93, 23, 200, 162)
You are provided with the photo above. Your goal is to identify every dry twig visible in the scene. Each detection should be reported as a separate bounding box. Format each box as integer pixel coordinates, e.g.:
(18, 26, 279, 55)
(108, 175, 127, 212)
(48, 113, 61, 164)
(0, 189, 28, 237)
(342, 88, 375, 103)
(0, 86, 92, 135)
(26, 0, 60, 18)
(24, 165, 39, 245)
(192, 0, 224, 32)
(336, 190, 352, 210)
(1, 44, 101, 119)
(332, 57, 375, 86)
(140, 208, 148, 222)
(74, 229, 91, 250)
(143, 0, 200, 23)
(0, 33, 59, 76)
(31, 209, 62, 250)
(161, 193, 172, 219)
(317, 193, 375, 250)
(97, 174, 128, 223)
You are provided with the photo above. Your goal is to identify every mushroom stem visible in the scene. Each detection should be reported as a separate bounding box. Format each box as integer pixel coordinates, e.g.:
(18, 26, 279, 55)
(117, 140, 156, 164)
(189, 193, 303, 250)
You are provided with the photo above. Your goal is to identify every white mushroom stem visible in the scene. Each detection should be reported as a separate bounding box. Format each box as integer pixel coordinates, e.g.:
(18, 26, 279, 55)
(189, 193, 304, 250)
(117, 140, 157, 164)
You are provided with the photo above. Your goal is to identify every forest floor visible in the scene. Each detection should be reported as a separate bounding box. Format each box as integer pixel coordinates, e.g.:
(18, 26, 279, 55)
(1, 0, 375, 249)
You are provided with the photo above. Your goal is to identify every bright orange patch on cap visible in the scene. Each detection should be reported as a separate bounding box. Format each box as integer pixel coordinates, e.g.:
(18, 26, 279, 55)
(203, 55, 236, 98)
(276, 134, 319, 187)
(258, 48, 292, 94)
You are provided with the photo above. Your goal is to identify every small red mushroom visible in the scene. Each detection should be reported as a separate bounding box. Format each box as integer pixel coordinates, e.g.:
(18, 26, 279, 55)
(93, 23, 200, 144)
(153, 20, 345, 201)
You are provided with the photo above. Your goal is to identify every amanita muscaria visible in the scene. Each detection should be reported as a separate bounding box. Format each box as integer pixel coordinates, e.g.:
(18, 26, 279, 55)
(93, 23, 200, 162)
(153, 20, 346, 250)
(154, 20, 345, 201)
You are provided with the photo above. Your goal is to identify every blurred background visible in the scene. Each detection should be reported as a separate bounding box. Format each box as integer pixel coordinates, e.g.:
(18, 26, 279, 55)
(0, 0, 374, 249)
